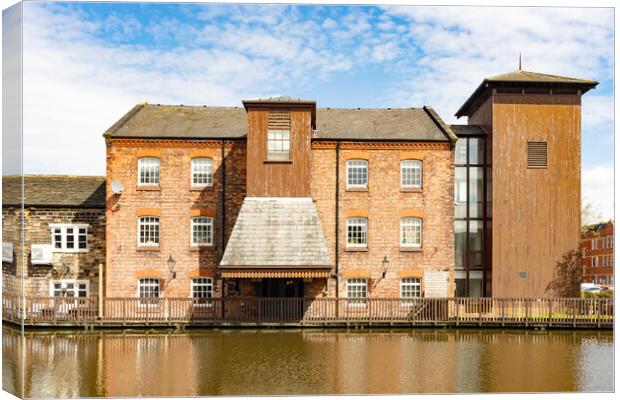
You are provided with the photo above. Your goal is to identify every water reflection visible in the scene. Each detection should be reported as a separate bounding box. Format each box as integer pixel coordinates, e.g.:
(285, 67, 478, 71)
(2, 326, 613, 397)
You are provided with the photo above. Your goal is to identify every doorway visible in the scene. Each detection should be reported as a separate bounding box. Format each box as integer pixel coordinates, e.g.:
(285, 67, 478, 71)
(260, 279, 304, 298)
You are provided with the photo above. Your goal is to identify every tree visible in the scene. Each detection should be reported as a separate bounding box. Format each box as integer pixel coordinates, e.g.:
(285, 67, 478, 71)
(545, 249, 582, 298)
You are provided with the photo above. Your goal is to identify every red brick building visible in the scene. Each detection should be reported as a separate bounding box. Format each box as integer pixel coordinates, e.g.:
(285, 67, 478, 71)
(581, 221, 614, 286)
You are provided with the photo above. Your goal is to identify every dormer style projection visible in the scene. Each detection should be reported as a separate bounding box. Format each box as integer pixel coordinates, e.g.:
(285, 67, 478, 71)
(455, 69, 598, 298)
(242, 96, 316, 197)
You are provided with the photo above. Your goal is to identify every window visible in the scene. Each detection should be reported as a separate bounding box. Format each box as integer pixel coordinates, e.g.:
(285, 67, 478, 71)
(401, 160, 422, 189)
(191, 217, 213, 246)
(50, 280, 89, 297)
(400, 218, 422, 248)
(138, 217, 160, 246)
(138, 157, 160, 186)
(267, 110, 291, 161)
(50, 224, 88, 252)
(138, 278, 160, 304)
(267, 130, 291, 161)
(191, 158, 213, 187)
(346, 159, 368, 188)
(191, 278, 214, 305)
(347, 278, 367, 306)
(400, 278, 421, 299)
(346, 217, 368, 248)
(527, 141, 547, 168)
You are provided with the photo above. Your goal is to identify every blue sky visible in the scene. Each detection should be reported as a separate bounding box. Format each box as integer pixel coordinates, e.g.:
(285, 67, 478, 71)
(6, 1, 615, 219)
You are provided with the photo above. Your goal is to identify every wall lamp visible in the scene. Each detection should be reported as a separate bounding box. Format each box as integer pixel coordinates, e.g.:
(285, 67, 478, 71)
(382, 255, 389, 279)
(167, 255, 176, 279)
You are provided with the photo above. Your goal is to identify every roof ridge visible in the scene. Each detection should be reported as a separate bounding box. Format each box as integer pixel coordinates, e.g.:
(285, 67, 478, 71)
(7, 174, 106, 179)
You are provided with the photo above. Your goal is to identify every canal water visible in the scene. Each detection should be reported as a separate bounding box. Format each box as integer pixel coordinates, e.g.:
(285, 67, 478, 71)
(2, 326, 613, 397)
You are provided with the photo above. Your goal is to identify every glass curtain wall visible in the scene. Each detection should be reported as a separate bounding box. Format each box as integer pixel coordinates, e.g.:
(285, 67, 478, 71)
(455, 135, 491, 297)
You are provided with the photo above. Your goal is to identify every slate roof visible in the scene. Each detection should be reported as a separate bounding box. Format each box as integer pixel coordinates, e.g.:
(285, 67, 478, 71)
(219, 198, 332, 268)
(105, 103, 454, 142)
(450, 124, 487, 136)
(2, 175, 106, 208)
(456, 69, 599, 118)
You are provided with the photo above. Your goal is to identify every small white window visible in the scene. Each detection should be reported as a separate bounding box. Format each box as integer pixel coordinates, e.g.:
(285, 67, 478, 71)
(346, 159, 368, 188)
(138, 157, 160, 186)
(191, 158, 213, 187)
(50, 280, 89, 297)
(191, 217, 213, 246)
(50, 224, 88, 252)
(592, 238, 598, 250)
(346, 217, 368, 248)
(138, 278, 160, 304)
(267, 130, 291, 161)
(400, 217, 422, 248)
(401, 160, 422, 189)
(347, 278, 367, 306)
(138, 217, 160, 246)
(400, 278, 421, 299)
(191, 278, 214, 305)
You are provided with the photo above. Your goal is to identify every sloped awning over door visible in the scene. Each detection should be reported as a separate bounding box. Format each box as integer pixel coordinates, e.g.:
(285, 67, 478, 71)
(219, 197, 332, 277)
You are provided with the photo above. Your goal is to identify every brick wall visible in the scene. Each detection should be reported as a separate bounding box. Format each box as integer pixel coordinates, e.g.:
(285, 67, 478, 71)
(2, 206, 105, 296)
(311, 143, 455, 298)
(581, 222, 614, 285)
(105, 139, 246, 298)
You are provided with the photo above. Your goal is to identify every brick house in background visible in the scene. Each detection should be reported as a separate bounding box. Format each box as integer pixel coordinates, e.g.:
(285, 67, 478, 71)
(581, 220, 614, 286)
(2, 176, 106, 297)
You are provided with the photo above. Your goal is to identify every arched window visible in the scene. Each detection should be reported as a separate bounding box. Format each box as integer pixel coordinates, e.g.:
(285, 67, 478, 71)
(346, 217, 368, 248)
(138, 157, 160, 186)
(400, 217, 422, 248)
(346, 159, 368, 188)
(401, 159, 422, 189)
(191, 158, 213, 187)
(191, 217, 214, 246)
(138, 216, 160, 246)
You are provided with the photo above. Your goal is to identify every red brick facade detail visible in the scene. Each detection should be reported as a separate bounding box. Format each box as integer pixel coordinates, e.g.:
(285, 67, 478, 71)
(581, 221, 614, 286)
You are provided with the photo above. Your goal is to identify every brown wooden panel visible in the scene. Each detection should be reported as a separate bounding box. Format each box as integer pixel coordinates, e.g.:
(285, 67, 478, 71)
(490, 93, 582, 297)
(246, 106, 312, 197)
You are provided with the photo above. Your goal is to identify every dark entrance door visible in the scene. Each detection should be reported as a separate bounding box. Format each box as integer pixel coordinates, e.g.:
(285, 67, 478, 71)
(259, 279, 304, 321)
(261, 279, 304, 298)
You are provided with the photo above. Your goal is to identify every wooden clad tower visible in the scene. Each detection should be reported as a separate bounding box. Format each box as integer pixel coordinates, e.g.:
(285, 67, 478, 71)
(456, 69, 598, 297)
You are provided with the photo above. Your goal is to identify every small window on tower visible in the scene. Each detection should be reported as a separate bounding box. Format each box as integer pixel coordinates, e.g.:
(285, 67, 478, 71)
(527, 141, 547, 168)
(267, 110, 291, 161)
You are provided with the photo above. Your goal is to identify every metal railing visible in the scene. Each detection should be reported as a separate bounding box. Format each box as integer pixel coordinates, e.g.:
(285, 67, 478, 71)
(1, 294, 614, 327)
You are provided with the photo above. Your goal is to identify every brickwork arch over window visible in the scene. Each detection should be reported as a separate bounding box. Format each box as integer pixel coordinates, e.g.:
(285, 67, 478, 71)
(138, 157, 160, 186)
(191, 216, 214, 246)
(191, 157, 214, 187)
(138, 216, 160, 246)
(400, 217, 422, 248)
(346, 159, 368, 189)
(401, 159, 422, 189)
(346, 217, 368, 248)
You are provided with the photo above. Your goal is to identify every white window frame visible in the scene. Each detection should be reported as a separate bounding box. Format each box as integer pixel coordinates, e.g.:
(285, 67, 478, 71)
(191, 157, 214, 188)
(49, 279, 90, 297)
(400, 277, 421, 305)
(346, 278, 368, 307)
(346, 159, 368, 189)
(137, 216, 160, 247)
(400, 159, 422, 189)
(191, 277, 214, 307)
(138, 157, 160, 186)
(346, 217, 368, 249)
(267, 129, 291, 161)
(191, 217, 214, 247)
(49, 224, 89, 253)
(592, 238, 598, 250)
(400, 217, 422, 248)
(138, 278, 160, 306)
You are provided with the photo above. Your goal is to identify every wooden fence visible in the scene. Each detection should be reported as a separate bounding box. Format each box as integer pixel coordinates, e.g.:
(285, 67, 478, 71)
(1, 294, 614, 328)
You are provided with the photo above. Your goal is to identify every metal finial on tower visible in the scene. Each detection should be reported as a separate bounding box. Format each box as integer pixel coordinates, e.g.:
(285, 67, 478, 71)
(518, 53, 522, 70)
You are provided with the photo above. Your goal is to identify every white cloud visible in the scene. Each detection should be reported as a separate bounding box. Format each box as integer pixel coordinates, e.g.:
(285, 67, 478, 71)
(582, 164, 614, 223)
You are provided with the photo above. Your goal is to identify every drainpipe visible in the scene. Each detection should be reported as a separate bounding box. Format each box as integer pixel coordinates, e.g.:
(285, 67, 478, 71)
(335, 141, 340, 299)
(220, 140, 226, 299)
(98, 262, 104, 319)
